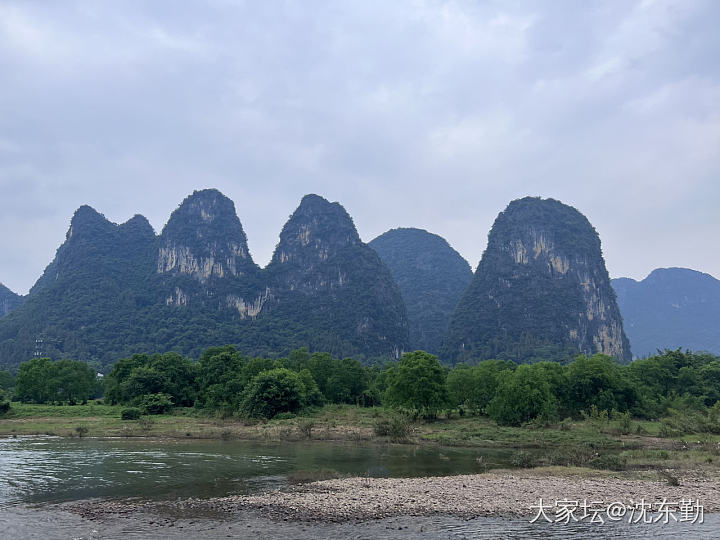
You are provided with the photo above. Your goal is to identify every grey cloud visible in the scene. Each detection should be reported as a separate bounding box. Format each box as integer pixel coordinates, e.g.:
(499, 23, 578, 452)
(0, 0, 718, 294)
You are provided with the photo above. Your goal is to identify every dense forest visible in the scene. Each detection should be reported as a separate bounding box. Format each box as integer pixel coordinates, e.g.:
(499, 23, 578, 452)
(3, 348, 719, 432)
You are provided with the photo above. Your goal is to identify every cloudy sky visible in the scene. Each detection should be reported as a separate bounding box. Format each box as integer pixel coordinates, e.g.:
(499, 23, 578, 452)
(1, 0, 718, 295)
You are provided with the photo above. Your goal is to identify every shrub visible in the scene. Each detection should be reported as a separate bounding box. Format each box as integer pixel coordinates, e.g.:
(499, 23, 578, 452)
(610, 409, 633, 435)
(121, 407, 141, 420)
(373, 414, 412, 442)
(137, 393, 174, 415)
(589, 454, 627, 471)
(0, 389, 10, 416)
(511, 450, 536, 468)
(298, 419, 315, 439)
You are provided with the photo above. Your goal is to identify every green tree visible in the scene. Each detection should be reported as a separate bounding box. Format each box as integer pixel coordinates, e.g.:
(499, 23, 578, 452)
(239, 368, 305, 419)
(51, 359, 97, 404)
(566, 354, 636, 414)
(486, 364, 558, 426)
(446, 360, 515, 413)
(149, 352, 197, 407)
(196, 346, 246, 411)
(325, 357, 369, 404)
(15, 357, 96, 404)
(384, 351, 447, 418)
(0, 369, 14, 391)
(105, 354, 148, 404)
(15, 357, 54, 403)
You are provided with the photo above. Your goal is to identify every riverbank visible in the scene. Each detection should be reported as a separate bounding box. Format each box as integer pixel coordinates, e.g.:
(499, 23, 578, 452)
(3, 403, 720, 475)
(70, 467, 720, 523)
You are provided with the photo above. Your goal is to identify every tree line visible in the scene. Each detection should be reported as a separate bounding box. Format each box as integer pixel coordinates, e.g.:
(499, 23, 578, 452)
(2, 348, 719, 427)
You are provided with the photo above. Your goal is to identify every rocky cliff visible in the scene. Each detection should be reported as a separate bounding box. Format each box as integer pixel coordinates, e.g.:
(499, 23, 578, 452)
(0, 190, 408, 369)
(442, 197, 631, 364)
(370, 228, 472, 355)
(613, 268, 720, 358)
(157, 189, 264, 316)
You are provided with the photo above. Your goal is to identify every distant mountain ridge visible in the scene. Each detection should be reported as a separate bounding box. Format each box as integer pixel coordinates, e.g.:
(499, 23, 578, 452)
(369, 228, 473, 355)
(0, 284, 23, 318)
(0, 190, 408, 370)
(612, 268, 720, 358)
(442, 197, 631, 364)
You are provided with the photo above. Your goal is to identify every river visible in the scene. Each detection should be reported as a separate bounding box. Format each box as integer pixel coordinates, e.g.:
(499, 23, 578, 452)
(1, 436, 718, 539)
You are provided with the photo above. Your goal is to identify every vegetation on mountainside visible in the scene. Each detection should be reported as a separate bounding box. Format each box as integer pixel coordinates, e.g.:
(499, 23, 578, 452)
(370, 228, 472, 355)
(0, 283, 24, 318)
(612, 268, 720, 358)
(442, 197, 630, 365)
(0, 191, 408, 370)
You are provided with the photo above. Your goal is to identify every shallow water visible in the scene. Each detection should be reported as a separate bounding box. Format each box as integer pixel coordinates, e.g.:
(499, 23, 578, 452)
(0, 435, 514, 505)
(1, 506, 719, 540)
(1, 436, 718, 539)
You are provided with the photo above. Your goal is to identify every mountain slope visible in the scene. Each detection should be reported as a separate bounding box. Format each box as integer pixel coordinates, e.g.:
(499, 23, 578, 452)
(0, 191, 408, 370)
(442, 197, 631, 365)
(0, 284, 23, 318)
(369, 228, 472, 354)
(262, 194, 409, 358)
(612, 268, 720, 357)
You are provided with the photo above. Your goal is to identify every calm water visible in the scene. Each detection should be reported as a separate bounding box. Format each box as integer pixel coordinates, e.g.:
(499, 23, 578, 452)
(1, 436, 718, 539)
(0, 435, 513, 505)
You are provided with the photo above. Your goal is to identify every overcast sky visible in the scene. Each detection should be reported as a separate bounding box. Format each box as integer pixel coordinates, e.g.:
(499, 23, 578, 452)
(1, 0, 718, 295)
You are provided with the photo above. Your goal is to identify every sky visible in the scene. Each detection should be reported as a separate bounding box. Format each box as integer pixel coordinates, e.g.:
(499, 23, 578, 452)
(1, 0, 718, 295)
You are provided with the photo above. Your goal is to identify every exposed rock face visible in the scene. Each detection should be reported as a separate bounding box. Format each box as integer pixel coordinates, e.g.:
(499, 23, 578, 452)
(158, 189, 257, 281)
(442, 197, 631, 365)
(156, 189, 264, 316)
(369, 228, 473, 355)
(613, 268, 720, 358)
(0, 190, 408, 369)
(264, 194, 409, 358)
(0, 284, 23, 318)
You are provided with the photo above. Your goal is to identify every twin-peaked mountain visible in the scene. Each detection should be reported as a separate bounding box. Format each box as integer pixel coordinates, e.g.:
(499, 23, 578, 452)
(369, 228, 473, 355)
(442, 197, 631, 365)
(0, 284, 23, 318)
(0, 190, 408, 370)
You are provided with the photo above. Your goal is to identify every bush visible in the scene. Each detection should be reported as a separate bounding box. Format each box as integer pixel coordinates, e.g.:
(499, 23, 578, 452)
(121, 407, 141, 420)
(137, 393, 174, 415)
(0, 397, 11, 416)
(373, 414, 412, 442)
(298, 419, 315, 439)
(511, 450, 536, 468)
(589, 454, 627, 471)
